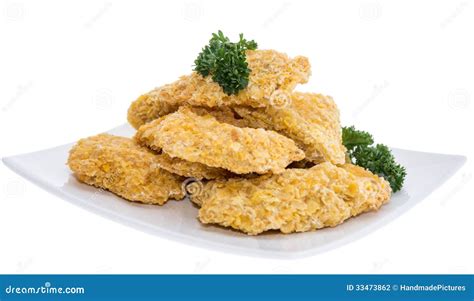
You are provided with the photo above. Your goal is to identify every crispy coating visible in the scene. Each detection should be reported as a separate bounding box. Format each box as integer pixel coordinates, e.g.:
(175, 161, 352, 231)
(233, 92, 346, 164)
(68, 134, 185, 205)
(189, 106, 253, 128)
(127, 94, 181, 130)
(192, 162, 391, 235)
(149, 149, 232, 180)
(135, 107, 305, 174)
(127, 50, 311, 129)
(133, 107, 238, 180)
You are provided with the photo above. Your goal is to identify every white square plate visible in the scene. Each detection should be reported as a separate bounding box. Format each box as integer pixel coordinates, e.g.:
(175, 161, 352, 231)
(2, 124, 466, 258)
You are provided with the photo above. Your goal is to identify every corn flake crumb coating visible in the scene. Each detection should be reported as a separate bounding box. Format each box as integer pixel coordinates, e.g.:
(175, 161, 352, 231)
(233, 92, 346, 164)
(68, 134, 185, 205)
(127, 94, 181, 130)
(151, 149, 232, 180)
(133, 107, 239, 180)
(127, 50, 311, 129)
(192, 162, 391, 235)
(135, 107, 305, 174)
(190, 106, 254, 128)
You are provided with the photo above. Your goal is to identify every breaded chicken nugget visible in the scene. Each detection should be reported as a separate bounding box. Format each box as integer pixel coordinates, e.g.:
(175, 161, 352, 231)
(150, 150, 232, 180)
(192, 162, 391, 235)
(233, 92, 346, 164)
(133, 107, 241, 180)
(135, 107, 305, 174)
(127, 95, 181, 131)
(68, 134, 184, 205)
(127, 50, 311, 129)
(189, 106, 253, 128)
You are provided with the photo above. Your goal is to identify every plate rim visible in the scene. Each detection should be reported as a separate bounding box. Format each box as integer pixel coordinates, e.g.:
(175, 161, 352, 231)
(2, 136, 467, 259)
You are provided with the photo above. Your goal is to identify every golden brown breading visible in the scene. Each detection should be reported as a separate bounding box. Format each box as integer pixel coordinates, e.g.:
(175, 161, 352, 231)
(127, 94, 181, 130)
(189, 106, 253, 128)
(134, 107, 239, 180)
(133, 108, 236, 180)
(191, 162, 391, 235)
(68, 134, 185, 205)
(233, 92, 346, 164)
(152, 150, 232, 180)
(134, 107, 305, 174)
(127, 50, 311, 129)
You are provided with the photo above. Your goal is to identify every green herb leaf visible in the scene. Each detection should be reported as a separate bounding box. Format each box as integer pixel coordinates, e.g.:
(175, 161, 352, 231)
(342, 126, 407, 192)
(194, 30, 258, 95)
(342, 125, 374, 152)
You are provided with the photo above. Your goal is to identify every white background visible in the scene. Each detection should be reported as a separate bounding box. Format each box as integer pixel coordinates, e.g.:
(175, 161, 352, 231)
(1, 0, 473, 274)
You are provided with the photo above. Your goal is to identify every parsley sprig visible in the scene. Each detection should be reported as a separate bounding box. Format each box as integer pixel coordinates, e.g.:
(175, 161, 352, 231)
(194, 30, 257, 95)
(342, 126, 407, 192)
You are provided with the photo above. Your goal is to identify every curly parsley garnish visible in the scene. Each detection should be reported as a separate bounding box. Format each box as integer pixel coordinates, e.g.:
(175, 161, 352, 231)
(194, 30, 257, 95)
(343, 126, 407, 192)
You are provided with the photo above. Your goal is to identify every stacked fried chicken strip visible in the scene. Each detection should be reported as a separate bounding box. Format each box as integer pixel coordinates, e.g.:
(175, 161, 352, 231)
(127, 50, 311, 129)
(68, 49, 391, 235)
(135, 107, 305, 175)
(68, 134, 184, 205)
(191, 162, 391, 235)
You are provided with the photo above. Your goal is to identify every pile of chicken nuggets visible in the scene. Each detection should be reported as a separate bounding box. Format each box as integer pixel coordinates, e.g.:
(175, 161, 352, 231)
(68, 49, 391, 235)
